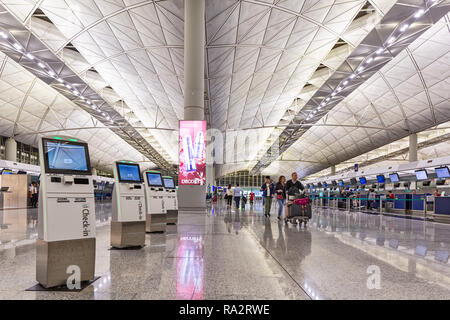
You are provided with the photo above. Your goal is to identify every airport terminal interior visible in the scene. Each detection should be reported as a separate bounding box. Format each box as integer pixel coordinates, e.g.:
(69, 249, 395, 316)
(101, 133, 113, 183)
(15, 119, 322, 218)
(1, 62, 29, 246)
(0, 0, 449, 300)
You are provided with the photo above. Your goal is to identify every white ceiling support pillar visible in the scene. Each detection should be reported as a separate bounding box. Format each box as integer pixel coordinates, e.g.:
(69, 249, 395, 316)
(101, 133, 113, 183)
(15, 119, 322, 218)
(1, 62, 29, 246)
(178, 0, 207, 212)
(5, 138, 17, 162)
(184, 0, 205, 121)
(409, 133, 418, 162)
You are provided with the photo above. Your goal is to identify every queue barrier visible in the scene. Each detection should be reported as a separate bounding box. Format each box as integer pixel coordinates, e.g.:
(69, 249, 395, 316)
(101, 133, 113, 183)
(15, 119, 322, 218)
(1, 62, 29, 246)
(309, 196, 435, 218)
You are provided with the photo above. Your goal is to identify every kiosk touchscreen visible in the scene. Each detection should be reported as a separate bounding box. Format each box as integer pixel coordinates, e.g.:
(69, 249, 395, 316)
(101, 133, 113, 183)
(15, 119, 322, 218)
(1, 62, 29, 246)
(36, 137, 95, 288)
(162, 176, 178, 224)
(144, 171, 166, 233)
(111, 161, 145, 248)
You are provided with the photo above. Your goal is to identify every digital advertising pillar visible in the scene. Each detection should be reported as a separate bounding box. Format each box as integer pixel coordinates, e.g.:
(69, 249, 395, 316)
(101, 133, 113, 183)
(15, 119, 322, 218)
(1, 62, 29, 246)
(111, 161, 145, 248)
(143, 170, 166, 233)
(36, 136, 96, 288)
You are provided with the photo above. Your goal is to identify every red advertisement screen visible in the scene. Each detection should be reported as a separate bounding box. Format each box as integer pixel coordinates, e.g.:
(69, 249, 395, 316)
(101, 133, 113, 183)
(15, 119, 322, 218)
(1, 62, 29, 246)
(179, 120, 206, 185)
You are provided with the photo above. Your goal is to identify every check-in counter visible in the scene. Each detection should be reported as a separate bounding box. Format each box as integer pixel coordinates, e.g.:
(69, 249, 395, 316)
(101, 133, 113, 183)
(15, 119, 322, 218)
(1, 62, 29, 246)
(392, 193, 412, 214)
(434, 197, 450, 223)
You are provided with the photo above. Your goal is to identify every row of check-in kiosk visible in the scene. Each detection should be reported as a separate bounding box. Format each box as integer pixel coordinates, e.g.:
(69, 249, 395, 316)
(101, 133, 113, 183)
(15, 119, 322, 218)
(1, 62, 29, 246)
(35, 136, 178, 288)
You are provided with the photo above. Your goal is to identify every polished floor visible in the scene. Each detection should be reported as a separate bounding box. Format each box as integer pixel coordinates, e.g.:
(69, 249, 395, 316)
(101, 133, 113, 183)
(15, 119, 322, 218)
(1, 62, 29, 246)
(0, 200, 450, 299)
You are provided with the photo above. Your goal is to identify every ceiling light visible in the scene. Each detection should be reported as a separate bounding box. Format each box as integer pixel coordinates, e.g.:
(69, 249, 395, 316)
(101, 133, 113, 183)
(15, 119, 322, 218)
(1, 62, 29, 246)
(331, 92, 337, 96)
(48, 70, 55, 77)
(0, 31, 7, 39)
(37, 62, 45, 68)
(366, 57, 373, 64)
(387, 36, 396, 44)
(73, 90, 79, 96)
(343, 80, 348, 86)
(376, 48, 384, 55)
(65, 84, 72, 89)
(26, 53, 34, 60)
(56, 77, 63, 83)
(349, 73, 356, 79)
(400, 24, 410, 32)
(357, 66, 364, 72)
(13, 43, 23, 51)
(325, 97, 330, 102)
(86, 100, 92, 105)
(414, 9, 425, 18)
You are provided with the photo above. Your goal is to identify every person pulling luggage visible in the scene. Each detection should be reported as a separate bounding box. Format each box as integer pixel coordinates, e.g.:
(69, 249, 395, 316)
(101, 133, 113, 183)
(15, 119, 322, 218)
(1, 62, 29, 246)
(260, 176, 275, 218)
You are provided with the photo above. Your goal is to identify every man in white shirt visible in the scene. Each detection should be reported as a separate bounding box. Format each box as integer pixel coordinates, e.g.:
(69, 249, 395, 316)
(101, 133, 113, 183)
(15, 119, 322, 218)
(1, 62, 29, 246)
(233, 183, 242, 209)
(29, 182, 38, 208)
(260, 176, 274, 217)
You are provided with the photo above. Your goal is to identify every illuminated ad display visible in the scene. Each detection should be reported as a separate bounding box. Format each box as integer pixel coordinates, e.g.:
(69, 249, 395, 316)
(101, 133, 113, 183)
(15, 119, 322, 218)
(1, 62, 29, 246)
(179, 120, 206, 185)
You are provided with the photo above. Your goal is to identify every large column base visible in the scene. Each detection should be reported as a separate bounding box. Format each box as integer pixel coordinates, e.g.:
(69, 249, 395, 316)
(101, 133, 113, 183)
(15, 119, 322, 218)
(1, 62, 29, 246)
(36, 238, 96, 288)
(110, 221, 145, 248)
(146, 213, 166, 233)
(167, 209, 178, 225)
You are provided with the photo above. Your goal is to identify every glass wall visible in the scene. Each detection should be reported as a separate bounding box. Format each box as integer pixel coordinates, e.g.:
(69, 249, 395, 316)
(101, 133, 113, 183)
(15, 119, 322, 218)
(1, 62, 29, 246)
(0, 136, 39, 165)
(216, 171, 266, 188)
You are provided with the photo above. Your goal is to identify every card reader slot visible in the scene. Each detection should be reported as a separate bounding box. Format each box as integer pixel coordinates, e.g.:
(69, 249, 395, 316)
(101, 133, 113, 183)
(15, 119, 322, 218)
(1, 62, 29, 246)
(74, 178, 89, 185)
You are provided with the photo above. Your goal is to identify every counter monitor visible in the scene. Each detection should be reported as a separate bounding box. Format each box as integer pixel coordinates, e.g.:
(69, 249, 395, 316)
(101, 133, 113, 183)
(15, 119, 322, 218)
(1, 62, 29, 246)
(415, 169, 428, 181)
(359, 177, 367, 185)
(377, 175, 385, 183)
(435, 166, 450, 179)
(389, 173, 400, 182)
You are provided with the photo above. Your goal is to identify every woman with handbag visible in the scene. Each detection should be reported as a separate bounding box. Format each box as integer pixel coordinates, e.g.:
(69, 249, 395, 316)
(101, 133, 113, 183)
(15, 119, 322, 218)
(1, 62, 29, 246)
(275, 176, 286, 220)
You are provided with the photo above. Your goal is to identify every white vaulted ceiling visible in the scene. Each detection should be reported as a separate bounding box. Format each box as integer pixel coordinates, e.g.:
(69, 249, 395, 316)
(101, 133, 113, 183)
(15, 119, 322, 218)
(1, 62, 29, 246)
(0, 0, 448, 178)
(0, 52, 151, 171)
(264, 13, 450, 177)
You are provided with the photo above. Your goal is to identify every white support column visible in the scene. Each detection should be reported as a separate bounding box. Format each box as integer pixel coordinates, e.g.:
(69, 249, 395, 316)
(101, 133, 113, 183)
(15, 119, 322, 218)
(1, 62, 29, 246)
(91, 168, 97, 176)
(178, 0, 206, 212)
(409, 133, 418, 162)
(183, 0, 205, 121)
(330, 165, 336, 175)
(5, 138, 17, 162)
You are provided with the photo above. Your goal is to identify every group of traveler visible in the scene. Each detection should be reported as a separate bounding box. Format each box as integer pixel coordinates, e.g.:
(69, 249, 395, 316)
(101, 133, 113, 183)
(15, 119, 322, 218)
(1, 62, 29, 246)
(261, 172, 304, 222)
(224, 172, 305, 223)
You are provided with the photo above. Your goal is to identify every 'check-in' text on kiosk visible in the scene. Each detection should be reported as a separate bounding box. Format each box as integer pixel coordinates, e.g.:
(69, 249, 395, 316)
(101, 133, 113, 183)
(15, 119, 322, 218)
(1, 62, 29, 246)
(37, 137, 96, 288)
(163, 176, 178, 224)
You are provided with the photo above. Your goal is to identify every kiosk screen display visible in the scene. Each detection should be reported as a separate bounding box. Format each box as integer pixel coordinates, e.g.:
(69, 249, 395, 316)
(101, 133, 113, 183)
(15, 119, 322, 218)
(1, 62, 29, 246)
(163, 177, 175, 189)
(389, 173, 400, 182)
(435, 166, 450, 178)
(415, 169, 428, 181)
(377, 175, 385, 183)
(43, 138, 90, 174)
(117, 163, 141, 183)
(359, 177, 367, 185)
(146, 172, 163, 187)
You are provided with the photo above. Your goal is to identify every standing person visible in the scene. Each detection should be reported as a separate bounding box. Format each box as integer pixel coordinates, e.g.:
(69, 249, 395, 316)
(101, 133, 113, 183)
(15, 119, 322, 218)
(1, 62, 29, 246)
(285, 172, 305, 221)
(226, 184, 233, 208)
(233, 183, 242, 209)
(29, 182, 38, 208)
(367, 189, 376, 210)
(260, 176, 275, 217)
(434, 189, 441, 197)
(249, 190, 255, 206)
(275, 176, 286, 220)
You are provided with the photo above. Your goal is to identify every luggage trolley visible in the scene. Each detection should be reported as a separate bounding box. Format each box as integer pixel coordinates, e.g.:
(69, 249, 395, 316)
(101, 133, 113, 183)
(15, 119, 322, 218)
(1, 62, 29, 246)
(286, 194, 312, 226)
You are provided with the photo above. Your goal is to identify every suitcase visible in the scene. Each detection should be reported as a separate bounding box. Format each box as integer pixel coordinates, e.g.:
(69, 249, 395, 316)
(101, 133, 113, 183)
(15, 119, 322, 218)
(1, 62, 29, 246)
(287, 202, 311, 225)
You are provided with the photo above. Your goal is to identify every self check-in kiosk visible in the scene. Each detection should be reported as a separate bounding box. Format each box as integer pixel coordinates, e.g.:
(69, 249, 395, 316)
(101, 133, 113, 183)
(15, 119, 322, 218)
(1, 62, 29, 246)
(111, 161, 145, 248)
(37, 137, 96, 288)
(144, 170, 166, 233)
(162, 176, 178, 224)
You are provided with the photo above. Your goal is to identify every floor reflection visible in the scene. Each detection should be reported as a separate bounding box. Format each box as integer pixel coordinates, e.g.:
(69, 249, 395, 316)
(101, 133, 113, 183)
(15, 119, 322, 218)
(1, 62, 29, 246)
(176, 234, 204, 299)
